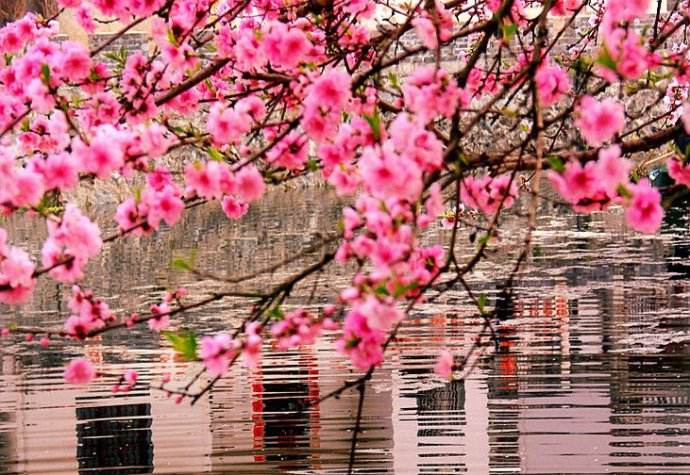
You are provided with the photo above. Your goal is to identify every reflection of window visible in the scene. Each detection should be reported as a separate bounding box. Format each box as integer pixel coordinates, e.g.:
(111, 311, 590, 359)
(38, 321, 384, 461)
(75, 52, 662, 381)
(415, 380, 465, 438)
(261, 380, 310, 465)
(76, 403, 153, 475)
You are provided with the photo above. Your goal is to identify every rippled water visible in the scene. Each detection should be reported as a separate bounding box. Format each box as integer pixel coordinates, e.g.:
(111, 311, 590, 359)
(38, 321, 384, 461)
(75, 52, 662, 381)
(0, 188, 689, 474)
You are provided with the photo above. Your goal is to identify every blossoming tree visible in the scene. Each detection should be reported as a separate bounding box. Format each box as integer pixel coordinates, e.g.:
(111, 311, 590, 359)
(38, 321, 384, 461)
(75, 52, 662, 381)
(1, 0, 690, 467)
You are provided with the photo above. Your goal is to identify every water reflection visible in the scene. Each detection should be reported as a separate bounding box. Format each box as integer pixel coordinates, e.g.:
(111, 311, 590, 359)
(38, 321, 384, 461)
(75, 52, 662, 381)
(0, 188, 688, 473)
(76, 403, 153, 474)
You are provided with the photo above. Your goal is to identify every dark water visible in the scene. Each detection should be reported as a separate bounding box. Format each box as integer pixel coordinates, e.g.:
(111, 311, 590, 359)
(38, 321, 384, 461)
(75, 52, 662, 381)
(0, 188, 689, 474)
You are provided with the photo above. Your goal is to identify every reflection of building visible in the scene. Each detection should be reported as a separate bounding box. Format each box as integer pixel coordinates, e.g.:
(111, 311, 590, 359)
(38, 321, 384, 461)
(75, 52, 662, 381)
(207, 340, 394, 473)
(0, 345, 213, 474)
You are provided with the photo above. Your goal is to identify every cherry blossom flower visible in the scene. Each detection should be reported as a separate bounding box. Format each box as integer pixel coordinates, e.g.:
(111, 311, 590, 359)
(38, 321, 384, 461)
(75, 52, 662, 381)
(200, 333, 235, 376)
(434, 350, 454, 379)
(64, 358, 96, 385)
(668, 157, 690, 187)
(575, 96, 625, 147)
(626, 179, 663, 234)
(336, 310, 385, 370)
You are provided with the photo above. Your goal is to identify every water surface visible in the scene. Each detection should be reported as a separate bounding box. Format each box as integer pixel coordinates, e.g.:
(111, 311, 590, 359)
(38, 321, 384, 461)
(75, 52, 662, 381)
(0, 189, 689, 474)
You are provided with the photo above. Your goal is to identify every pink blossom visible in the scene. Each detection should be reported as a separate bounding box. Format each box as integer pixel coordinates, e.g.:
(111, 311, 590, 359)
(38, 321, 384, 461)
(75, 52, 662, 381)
(271, 309, 325, 349)
(10, 168, 44, 207)
(336, 310, 385, 370)
(147, 166, 173, 191)
(123, 369, 138, 385)
(42, 239, 86, 283)
(535, 64, 571, 106)
(668, 157, 690, 187)
(434, 350, 454, 379)
(64, 357, 96, 385)
(575, 96, 625, 147)
(562, 160, 600, 203)
(200, 333, 235, 376)
(412, 17, 437, 49)
(146, 185, 184, 228)
(263, 23, 310, 70)
(389, 114, 444, 172)
(26, 79, 55, 114)
(596, 145, 631, 195)
(267, 132, 308, 170)
(551, 0, 581, 15)
(75, 7, 96, 33)
(626, 179, 663, 234)
(148, 303, 171, 332)
(235, 164, 265, 202)
(358, 296, 404, 331)
(58, 0, 83, 7)
(42, 153, 79, 191)
(0, 282, 35, 305)
(425, 183, 444, 219)
(599, 29, 651, 81)
(115, 198, 146, 234)
(242, 322, 262, 368)
(403, 67, 464, 123)
(185, 161, 225, 200)
(73, 137, 124, 179)
(605, 0, 650, 23)
(328, 165, 360, 196)
(461, 174, 518, 215)
(207, 104, 249, 146)
(412, 1, 454, 49)
(0, 247, 35, 289)
(63, 314, 103, 339)
(359, 145, 423, 202)
(113, 369, 139, 392)
(58, 42, 91, 82)
(0, 234, 35, 304)
(308, 69, 352, 111)
(221, 196, 249, 220)
(48, 205, 102, 260)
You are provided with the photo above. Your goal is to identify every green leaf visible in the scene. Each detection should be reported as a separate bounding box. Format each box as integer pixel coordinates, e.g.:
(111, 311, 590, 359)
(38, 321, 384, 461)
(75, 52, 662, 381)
(617, 183, 632, 199)
(457, 153, 470, 167)
(35, 193, 63, 215)
(388, 72, 401, 91)
(171, 249, 198, 271)
(478, 234, 491, 246)
(207, 146, 224, 162)
(477, 294, 488, 314)
(133, 186, 143, 203)
(363, 110, 382, 141)
(306, 158, 319, 172)
(40, 64, 51, 84)
(171, 258, 191, 271)
(167, 28, 179, 47)
(163, 330, 198, 361)
(374, 283, 391, 296)
(547, 155, 565, 173)
(595, 44, 617, 73)
(501, 23, 517, 43)
(393, 282, 417, 298)
(267, 307, 285, 320)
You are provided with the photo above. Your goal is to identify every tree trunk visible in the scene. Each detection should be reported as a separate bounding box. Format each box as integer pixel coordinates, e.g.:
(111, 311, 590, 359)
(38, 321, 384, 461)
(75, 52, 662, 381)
(1, 0, 58, 25)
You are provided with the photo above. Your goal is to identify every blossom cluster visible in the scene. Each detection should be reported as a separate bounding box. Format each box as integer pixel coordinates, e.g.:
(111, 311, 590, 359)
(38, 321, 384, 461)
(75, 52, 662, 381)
(0, 0, 686, 394)
(63, 286, 114, 339)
